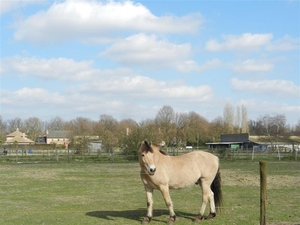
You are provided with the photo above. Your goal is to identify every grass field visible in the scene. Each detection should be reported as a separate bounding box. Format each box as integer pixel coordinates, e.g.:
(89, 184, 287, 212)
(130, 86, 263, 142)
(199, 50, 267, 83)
(0, 160, 299, 225)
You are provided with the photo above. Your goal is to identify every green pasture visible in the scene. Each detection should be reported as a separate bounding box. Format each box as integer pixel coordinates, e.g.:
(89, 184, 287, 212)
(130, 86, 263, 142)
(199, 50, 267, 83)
(0, 161, 299, 225)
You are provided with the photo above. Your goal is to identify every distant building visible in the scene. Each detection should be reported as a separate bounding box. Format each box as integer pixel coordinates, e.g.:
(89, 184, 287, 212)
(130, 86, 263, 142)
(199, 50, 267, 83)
(5, 128, 34, 145)
(46, 130, 70, 145)
(35, 136, 47, 144)
(89, 140, 102, 152)
(206, 133, 300, 152)
(206, 133, 251, 150)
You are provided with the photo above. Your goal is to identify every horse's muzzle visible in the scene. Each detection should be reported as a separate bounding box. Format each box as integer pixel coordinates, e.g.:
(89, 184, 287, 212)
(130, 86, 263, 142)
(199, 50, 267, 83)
(147, 166, 156, 175)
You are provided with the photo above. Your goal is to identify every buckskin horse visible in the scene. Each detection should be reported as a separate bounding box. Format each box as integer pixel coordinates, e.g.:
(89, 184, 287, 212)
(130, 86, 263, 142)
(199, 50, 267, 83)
(138, 141, 222, 224)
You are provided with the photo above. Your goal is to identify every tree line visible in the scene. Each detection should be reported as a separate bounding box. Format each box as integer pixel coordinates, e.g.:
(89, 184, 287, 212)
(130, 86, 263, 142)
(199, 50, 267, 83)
(1, 104, 300, 154)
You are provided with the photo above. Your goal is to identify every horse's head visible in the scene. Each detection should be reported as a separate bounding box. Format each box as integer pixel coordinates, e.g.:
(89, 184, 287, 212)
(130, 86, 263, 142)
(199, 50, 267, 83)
(138, 141, 156, 176)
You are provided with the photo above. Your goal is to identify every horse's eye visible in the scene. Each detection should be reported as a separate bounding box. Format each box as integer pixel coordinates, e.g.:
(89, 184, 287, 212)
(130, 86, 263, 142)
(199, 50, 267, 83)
(142, 154, 145, 157)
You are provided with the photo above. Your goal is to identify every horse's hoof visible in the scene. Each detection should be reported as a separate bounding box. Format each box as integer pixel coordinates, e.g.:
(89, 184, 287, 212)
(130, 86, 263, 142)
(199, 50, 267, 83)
(141, 216, 151, 224)
(194, 213, 204, 223)
(205, 212, 216, 220)
(167, 215, 176, 225)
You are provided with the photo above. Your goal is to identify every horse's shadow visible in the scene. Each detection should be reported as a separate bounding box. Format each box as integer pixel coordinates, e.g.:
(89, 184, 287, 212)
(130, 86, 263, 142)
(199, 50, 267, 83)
(86, 208, 196, 223)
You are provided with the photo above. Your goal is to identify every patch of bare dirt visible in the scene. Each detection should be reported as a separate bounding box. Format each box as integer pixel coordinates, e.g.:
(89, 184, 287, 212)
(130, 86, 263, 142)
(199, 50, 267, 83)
(222, 170, 300, 188)
(268, 223, 300, 225)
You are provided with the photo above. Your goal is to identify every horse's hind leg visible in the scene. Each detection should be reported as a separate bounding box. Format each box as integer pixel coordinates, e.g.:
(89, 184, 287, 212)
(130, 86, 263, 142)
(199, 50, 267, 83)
(195, 178, 216, 223)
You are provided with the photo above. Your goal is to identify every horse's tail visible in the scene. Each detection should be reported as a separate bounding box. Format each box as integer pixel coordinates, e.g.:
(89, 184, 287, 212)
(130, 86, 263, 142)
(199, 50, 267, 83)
(211, 168, 223, 212)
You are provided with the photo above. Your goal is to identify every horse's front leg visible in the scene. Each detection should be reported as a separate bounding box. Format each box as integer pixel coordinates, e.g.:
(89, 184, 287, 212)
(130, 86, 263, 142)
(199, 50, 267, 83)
(160, 185, 176, 225)
(142, 187, 154, 224)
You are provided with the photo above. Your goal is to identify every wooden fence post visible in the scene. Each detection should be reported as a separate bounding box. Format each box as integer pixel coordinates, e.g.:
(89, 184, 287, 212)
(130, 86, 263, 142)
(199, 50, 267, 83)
(68, 147, 70, 163)
(55, 149, 59, 162)
(260, 161, 267, 225)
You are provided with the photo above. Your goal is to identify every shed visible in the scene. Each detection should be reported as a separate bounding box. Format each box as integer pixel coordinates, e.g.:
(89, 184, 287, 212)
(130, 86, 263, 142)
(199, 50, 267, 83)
(206, 133, 252, 150)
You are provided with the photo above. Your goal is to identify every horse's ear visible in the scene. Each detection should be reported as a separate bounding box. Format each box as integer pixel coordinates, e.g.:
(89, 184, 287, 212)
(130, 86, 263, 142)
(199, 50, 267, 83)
(143, 140, 151, 146)
(144, 140, 150, 147)
(143, 140, 153, 152)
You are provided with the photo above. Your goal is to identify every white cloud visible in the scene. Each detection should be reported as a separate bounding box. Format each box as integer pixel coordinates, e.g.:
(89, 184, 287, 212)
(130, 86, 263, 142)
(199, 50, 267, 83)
(176, 59, 222, 72)
(176, 58, 273, 73)
(232, 59, 273, 73)
(13, 0, 203, 43)
(1, 87, 65, 106)
(100, 33, 192, 67)
(231, 78, 300, 98)
(266, 35, 300, 51)
(1, 54, 214, 120)
(205, 33, 273, 52)
(0, 1, 21, 15)
(74, 73, 214, 103)
(0, 0, 44, 15)
(1, 56, 97, 81)
(238, 99, 300, 120)
(1, 76, 214, 121)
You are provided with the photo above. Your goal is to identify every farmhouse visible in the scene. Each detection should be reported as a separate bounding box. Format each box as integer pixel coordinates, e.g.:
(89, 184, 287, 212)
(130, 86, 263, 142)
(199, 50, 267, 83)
(45, 130, 70, 145)
(5, 128, 34, 145)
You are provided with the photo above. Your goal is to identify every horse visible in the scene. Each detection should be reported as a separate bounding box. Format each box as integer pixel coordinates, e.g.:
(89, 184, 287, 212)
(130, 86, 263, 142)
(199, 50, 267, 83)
(138, 141, 222, 225)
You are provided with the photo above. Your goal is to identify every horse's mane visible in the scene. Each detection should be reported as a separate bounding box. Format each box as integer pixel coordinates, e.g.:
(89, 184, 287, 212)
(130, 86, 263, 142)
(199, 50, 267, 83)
(149, 143, 169, 155)
(159, 149, 168, 155)
(149, 142, 168, 155)
(141, 141, 169, 155)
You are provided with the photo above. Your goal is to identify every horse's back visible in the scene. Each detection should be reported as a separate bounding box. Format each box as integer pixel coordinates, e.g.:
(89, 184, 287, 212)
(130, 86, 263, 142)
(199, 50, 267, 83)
(179, 151, 219, 180)
(165, 151, 219, 189)
(186, 150, 219, 173)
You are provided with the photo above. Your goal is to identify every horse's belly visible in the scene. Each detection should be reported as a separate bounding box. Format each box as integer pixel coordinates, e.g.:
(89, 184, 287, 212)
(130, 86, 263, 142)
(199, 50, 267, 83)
(168, 172, 199, 189)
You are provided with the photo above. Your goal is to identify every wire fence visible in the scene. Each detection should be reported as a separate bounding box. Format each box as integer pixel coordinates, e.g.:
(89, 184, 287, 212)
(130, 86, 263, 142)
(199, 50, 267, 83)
(0, 146, 298, 164)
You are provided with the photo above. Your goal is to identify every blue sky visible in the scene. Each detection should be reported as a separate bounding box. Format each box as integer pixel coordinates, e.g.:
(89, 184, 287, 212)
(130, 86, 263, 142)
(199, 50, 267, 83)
(1, 0, 299, 125)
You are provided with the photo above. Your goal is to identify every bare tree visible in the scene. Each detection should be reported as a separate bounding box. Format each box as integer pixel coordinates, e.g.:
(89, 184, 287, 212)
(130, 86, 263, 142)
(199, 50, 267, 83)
(210, 116, 226, 141)
(139, 119, 162, 143)
(24, 117, 44, 141)
(235, 105, 241, 133)
(241, 104, 249, 133)
(66, 117, 94, 153)
(173, 112, 188, 146)
(294, 119, 300, 135)
(260, 114, 286, 137)
(7, 117, 24, 132)
(0, 115, 7, 142)
(258, 114, 286, 151)
(273, 114, 286, 136)
(46, 116, 66, 130)
(99, 114, 117, 132)
(117, 118, 139, 152)
(117, 119, 138, 137)
(66, 117, 93, 136)
(185, 111, 211, 146)
(223, 103, 234, 133)
(155, 105, 176, 145)
(97, 114, 118, 153)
